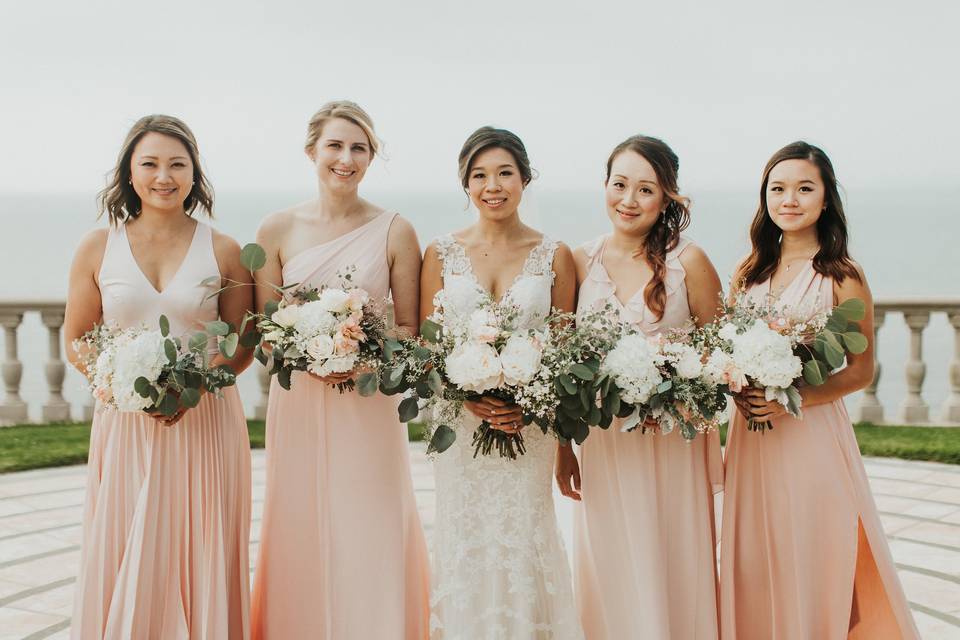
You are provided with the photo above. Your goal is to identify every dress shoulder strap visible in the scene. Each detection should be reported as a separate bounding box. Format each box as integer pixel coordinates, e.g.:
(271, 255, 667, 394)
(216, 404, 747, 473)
(434, 234, 471, 277)
(524, 236, 558, 278)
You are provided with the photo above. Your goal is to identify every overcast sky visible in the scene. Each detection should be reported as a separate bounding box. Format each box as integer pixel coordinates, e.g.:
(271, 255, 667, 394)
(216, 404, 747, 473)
(3, 0, 958, 195)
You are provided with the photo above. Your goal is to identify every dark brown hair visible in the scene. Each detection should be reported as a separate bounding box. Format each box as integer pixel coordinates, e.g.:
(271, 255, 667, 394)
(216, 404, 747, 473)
(458, 126, 534, 190)
(98, 114, 213, 225)
(605, 135, 691, 321)
(738, 141, 861, 287)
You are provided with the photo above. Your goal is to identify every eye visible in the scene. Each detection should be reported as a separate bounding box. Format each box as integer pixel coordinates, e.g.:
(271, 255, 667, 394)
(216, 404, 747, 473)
(799, 186, 813, 192)
(472, 172, 485, 180)
(640, 187, 653, 194)
(352, 145, 367, 153)
(612, 181, 625, 189)
(328, 142, 341, 149)
(499, 170, 513, 177)
(770, 186, 783, 192)
(172, 162, 187, 168)
(141, 161, 156, 167)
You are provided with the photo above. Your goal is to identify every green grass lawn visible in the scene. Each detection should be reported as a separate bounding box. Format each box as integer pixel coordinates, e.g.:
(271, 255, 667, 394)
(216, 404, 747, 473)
(0, 420, 957, 473)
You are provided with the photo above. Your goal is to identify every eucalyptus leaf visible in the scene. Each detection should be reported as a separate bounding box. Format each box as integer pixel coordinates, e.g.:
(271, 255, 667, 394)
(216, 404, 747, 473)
(199, 275, 221, 287)
(264, 300, 280, 318)
(220, 333, 239, 359)
(240, 330, 261, 348)
(803, 359, 828, 386)
(834, 298, 866, 322)
(254, 345, 268, 365)
(204, 320, 231, 336)
(277, 367, 292, 390)
(164, 339, 178, 365)
(240, 243, 267, 272)
(158, 393, 179, 417)
(784, 385, 803, 418)
(134, 376, 152, 398)
(387, 364, 406, 387)
(179, 387, 201, 408)
(357, 371, 379, 397)
(383, 338, 404, 360)
(587, 405, 601, 426)
(573, 421, 590, 444)
(840, 331, 868, 354)
(420, 319, 442, 344)
(427, 424, 456, 454)
(570, 364, 594, 381)
(559, 374, 577, 395)
(427, 369, 443, 394)
(824, 342, 845, 369)
(189, 332, 209, 353)
(159, 314, 170, 337)
(398, 397, 420, 422)
(657, 380, 673, 394)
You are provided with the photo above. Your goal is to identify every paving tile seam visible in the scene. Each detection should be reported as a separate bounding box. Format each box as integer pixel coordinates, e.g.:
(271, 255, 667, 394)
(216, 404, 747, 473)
(0, 523, 81, 543)
(896, 562, 960, 585)
(22, 618, 71, 640)
(908, 601, 960, 628)
(866, 459, 960, 475)
(888, 534, 960, 553)
(0, 577, 75, 608)
(0, 544, 80, 570)
(0, 488, 85, 503)
(878, 510, 960, 528)
(0, 504, 83, 521)
(0, 469, 87, 485)
(870, 475, 960, 490)
(873, 491, 960, 508)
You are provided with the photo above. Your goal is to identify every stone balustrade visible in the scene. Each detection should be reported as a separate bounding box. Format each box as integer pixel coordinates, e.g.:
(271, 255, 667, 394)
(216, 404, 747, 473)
(2, 298, 959, 425)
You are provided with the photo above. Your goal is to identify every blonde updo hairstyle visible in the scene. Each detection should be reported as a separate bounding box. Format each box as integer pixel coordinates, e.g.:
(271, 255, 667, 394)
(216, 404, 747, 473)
(304, 100, 381, 158)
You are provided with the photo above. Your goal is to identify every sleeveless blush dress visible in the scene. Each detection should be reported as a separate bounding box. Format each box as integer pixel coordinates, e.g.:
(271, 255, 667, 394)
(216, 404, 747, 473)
(71, 221, 252, 639)
(573, 235, 724, 640)
(250, 212, 430, 640)
(719, 261, 920, 639)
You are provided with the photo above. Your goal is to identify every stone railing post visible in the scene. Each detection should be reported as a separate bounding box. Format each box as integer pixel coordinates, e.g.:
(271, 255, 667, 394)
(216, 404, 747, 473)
(254, 363, 270, 420)
(943, 311, 960, 423)
(0, 312, 27, 422)
(40, 310, 71, 422)
(857, 309, 885, 423)
(899, 310, 930, 423)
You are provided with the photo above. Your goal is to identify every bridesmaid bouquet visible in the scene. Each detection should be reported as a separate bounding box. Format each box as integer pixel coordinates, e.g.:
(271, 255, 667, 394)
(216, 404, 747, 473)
(250, 266, 389, 393)
(385, 294, 557, 458)
(597, 324, 728, 441)
(704, 292, 868, 431)
(74, 315, 239, 417)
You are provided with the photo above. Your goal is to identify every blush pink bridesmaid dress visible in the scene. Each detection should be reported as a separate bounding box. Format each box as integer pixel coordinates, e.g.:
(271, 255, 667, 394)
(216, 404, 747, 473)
(719, 260, 920, 640)
(72, 221, 252, 640)
(250, 212, 430, 640)
(573, 235, 724, 640)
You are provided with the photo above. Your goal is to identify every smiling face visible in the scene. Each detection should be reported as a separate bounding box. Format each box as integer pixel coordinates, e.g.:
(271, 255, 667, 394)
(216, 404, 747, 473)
(605, 150, 665, 237)
(307, 117, 373, 192)
(466, 147, 525, 220)
(765, 158, 825, 233)
(129, 132, 194, 213)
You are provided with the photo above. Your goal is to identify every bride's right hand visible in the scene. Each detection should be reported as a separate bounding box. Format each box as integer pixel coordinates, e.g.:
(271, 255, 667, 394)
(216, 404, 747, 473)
(310, 370, 353, 386)
(464, 396, 524, 434)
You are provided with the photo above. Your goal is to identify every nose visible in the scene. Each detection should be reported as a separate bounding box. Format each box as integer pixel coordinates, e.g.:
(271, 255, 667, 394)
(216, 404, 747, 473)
(156, 166, 172, 183)
(486, 177, 502, 192)
(621, 188, 638, 208)
(338, 146, 353, 165)
(783, 190, 799, 206)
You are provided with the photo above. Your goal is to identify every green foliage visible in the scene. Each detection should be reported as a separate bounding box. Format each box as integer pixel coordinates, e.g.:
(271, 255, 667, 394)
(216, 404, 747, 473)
(240, 243, 267, 272)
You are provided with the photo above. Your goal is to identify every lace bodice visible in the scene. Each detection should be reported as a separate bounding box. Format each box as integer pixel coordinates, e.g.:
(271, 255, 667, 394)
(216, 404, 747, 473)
(428, 233, 583, 639)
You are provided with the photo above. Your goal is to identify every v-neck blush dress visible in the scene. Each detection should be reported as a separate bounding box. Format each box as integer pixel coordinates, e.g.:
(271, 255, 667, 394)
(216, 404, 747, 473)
(573, 235, 724, 640)
(72, 221, 252, 640)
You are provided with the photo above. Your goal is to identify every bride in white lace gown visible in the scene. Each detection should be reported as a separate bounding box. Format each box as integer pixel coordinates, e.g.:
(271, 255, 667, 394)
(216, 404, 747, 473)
(420, 127, 584, 639)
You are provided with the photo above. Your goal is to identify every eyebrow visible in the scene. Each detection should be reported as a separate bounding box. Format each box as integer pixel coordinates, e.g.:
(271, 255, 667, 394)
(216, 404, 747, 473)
(473, 164, 516, 171)
(611, 174, 657, 185)
(324, 138, 368, 146)
(138, 155, 189, 161)
(769, 179, 816, 185)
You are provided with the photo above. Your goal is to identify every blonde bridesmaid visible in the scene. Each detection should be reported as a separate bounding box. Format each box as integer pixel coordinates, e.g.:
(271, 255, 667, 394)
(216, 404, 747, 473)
(719, 141, 920, 639)
(557, 135, 724, 639)
(65, 115, 254, 639)
(250, 101, 430, 639)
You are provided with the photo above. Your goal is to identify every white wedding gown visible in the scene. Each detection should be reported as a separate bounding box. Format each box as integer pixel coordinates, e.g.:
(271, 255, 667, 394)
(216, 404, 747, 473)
(429, 234, 584, 640)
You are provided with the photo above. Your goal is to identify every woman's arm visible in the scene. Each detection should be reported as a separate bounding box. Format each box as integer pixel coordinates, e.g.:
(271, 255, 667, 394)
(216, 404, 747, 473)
(550, 242, 577, 314)
(386, 216, 422, 338)
(253, 212, 285, 314)
(63, 229, 108, 375)
(679, 244, 723, 328)
(419, 241, 443, 327)
(211, 230, 255, 375)
(553, 241, 581, 500)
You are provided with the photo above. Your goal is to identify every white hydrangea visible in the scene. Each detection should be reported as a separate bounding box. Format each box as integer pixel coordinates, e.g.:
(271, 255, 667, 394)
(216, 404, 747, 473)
(271, 304, 301, 328)
(729, 319, 802, 388)
(663, 342, 703, 379)
(293, 301, 337, 339)
(110, 330, 167, 412)
(601, 333, 665, 405)
(445, 341, 503, 393)
(317, 288, 352, 313)
(499, 332, 543, 386)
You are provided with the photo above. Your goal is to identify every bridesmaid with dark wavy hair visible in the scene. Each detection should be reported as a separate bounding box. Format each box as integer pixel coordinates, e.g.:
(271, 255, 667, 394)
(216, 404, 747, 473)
(720, 141, 919, 639)
(558, 135, 724, 639)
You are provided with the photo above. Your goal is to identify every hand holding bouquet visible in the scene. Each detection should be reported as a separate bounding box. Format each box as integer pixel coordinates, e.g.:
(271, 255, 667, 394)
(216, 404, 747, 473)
(75, 314, 239, 422)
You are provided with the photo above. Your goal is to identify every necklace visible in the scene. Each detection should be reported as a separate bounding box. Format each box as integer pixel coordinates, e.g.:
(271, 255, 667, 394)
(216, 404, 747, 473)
(783, 253, 816, 272)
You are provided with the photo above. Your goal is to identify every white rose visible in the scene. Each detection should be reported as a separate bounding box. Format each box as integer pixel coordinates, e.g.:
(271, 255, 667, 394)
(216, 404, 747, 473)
(308, 354, 356, 377)
(317, 288, 351, 313)
(499, 333, 543, 386)
(664, 343, 703, 379)
(271, 304, 301, 328)
(261, 329, 285, 343)
(305, 334, 335, 362)
(446, 341, 503, 393)
(467, 308, 499, 343)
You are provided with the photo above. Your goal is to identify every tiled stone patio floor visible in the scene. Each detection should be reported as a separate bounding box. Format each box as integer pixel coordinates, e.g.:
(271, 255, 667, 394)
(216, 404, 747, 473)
(1, 444, 958, 639)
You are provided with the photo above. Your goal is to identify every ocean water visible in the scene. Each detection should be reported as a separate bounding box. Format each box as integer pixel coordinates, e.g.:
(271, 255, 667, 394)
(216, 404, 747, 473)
(1, 188, 957, 423)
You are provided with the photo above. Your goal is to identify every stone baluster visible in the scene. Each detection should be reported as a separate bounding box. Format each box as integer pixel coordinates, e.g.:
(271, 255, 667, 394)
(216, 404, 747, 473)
(899, 310, 930, 424)
(0, 312, 27, 422)
(40, 310, 71, 422)
(857, 309, 885, 423)
(943, 311, 960, 424)
(255, 362, 270, 420)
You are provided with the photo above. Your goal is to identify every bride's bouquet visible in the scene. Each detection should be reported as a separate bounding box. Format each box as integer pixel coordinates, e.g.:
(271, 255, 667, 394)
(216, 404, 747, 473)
(384, 293, 557, 459)
(75, 315, 239, 417)
(597, 323, 728, 440)
(250, 266, 389, 393)
(702, 292, 868, 431)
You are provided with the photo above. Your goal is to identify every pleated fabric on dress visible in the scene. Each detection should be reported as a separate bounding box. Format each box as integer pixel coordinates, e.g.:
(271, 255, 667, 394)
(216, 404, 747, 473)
(719, 260, 920, 640)
(573, 235, 723, 640)
(72, 221, 252, 640)
(250, 212, 430, 640)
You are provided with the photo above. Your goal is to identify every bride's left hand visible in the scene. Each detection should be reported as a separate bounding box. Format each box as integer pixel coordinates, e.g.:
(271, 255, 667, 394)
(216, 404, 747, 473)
(464, 396, 524, 434)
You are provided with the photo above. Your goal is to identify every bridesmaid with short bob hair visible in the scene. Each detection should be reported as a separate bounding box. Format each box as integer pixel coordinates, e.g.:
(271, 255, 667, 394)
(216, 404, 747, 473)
(720, 141, 920, 639)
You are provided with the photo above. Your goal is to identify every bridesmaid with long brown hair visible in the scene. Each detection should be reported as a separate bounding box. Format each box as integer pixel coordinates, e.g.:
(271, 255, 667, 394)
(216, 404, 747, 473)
(557, 135, 724, 639)
(720, 141, 919, 639)
(65, 115, 254, 639)
(250, 100, 430, 639)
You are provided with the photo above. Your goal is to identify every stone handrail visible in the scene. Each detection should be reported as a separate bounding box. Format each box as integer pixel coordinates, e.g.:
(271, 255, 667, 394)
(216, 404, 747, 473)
(1, 298, 959, 425)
